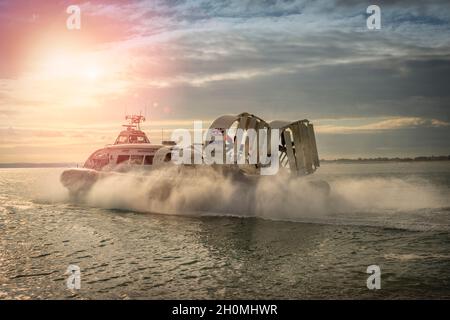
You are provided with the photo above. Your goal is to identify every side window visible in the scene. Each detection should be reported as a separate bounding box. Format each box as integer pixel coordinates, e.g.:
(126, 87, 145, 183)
(130, 155, 144, 165)
(117, 155, 130, 164)
(144, 155, 154, 165)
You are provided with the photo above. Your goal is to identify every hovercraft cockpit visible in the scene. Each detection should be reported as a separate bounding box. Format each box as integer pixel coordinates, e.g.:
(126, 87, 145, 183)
(114, 114, 150, 145)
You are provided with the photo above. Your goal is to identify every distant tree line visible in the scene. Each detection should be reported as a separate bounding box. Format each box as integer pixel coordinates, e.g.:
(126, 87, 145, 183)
(321, 155, 450, 163)
(0, 163, 78, 168)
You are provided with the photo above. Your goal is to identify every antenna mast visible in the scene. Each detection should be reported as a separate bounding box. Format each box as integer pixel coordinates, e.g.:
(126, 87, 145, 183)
(123, 114, 146, 131)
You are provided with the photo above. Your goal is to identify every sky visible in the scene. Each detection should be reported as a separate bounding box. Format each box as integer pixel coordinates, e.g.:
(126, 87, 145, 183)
(0, 0, 449, 162)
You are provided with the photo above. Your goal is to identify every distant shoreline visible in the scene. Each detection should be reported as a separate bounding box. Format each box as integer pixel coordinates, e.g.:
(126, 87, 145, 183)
(321, 156, 450, 164)
(0, 156, 449, 168)
(0, 163, 79, 168)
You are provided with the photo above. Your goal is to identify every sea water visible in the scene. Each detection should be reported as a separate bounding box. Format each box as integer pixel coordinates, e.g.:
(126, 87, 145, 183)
(0, 162, 449, 299)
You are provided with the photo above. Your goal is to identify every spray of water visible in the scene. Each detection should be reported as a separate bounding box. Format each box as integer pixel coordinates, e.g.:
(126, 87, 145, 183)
(33, 166, 450, 230)
(79, 167, 448, 216)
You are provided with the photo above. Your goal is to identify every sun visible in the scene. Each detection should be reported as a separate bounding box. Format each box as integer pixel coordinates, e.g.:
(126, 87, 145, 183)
(85, 66, 101, 80)
(36, 47, 105, 82)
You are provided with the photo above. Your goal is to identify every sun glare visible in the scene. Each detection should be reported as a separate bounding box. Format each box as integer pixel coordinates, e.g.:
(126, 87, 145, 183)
(85, 66, 102, 80)
(37, 48, 105, 82)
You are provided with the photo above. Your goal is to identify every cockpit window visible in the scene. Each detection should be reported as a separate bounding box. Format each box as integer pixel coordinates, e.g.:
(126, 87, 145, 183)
(115, 132, 149, 144)
(117, 135, 128, 144)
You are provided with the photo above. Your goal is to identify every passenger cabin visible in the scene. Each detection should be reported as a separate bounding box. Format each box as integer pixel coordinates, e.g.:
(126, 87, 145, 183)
(83, 114, 173, 171)
(83, 144, 173, 171)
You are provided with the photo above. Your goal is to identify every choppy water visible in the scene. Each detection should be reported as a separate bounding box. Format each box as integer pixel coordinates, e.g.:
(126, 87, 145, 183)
(1, 162, 450, 299)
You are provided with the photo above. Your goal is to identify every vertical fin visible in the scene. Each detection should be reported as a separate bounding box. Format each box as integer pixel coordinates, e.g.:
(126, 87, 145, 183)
(283, 130, 297, 172)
